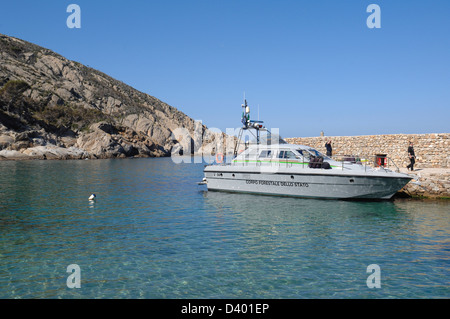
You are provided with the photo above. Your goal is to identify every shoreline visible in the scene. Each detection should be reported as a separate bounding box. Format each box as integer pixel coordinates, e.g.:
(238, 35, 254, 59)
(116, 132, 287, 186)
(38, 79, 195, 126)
(0, 153, 159, 161)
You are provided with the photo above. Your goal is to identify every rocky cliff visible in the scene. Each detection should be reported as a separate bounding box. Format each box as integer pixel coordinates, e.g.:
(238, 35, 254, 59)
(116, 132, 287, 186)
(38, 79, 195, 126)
(0, 33, 220, 160)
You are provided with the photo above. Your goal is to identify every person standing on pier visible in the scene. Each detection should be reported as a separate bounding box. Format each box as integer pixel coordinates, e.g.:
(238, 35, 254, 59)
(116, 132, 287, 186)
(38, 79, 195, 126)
(407, 142, 416, 171)
(325, 140, 332, 157)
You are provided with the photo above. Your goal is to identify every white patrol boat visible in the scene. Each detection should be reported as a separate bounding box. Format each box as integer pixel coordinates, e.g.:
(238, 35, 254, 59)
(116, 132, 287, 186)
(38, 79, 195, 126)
(201, 100, 412, 200)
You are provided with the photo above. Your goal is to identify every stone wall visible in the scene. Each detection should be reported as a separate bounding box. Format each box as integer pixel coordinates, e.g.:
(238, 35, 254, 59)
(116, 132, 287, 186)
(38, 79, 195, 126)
(285, 133, 450, 169)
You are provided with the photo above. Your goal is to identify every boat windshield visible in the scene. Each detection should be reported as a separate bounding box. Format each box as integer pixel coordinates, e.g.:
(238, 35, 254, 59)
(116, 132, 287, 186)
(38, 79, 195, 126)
(297, 148, 330, 160)
(308, 148, 325, 157)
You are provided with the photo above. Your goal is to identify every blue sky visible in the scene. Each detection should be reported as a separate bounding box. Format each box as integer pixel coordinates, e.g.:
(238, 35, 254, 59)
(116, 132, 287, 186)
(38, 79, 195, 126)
(1, 0, 449, 137)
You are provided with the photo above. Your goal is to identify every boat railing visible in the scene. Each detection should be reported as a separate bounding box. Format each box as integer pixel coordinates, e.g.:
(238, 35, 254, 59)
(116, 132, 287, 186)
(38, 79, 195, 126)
(229, 154, 401, 173)
(330, 154, 400, 172)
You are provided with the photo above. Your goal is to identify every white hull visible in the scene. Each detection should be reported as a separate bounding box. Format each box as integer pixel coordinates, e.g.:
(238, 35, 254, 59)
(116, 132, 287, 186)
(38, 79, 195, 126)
(204, 166, 412, 200)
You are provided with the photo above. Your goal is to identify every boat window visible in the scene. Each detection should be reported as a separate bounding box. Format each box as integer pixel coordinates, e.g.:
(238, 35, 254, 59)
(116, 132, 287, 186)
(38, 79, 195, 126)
(278, 151, 298, 159)
(259, 150, 272, 158)
(285, 151, 297, 159)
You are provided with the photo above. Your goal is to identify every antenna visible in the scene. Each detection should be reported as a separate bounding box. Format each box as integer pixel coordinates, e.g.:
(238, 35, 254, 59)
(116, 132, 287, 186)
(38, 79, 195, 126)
(234, 98, 266, 157)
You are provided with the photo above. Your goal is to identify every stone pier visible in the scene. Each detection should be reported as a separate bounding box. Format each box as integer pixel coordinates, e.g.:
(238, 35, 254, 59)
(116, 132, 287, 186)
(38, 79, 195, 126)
(397, 168, 450, 199)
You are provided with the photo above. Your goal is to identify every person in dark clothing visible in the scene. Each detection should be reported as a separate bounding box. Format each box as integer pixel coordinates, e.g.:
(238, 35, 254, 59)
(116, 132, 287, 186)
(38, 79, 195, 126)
(325, 140, 332, 157)
(406, 142, 415, 171)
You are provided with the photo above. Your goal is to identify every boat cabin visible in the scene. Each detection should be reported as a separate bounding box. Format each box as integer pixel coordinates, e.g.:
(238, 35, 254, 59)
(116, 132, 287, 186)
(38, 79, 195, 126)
(233, 144, 332, 169)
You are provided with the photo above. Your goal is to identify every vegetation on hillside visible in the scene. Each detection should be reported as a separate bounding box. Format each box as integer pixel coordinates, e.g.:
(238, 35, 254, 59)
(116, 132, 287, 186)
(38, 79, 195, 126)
(0, 79, 107, 133)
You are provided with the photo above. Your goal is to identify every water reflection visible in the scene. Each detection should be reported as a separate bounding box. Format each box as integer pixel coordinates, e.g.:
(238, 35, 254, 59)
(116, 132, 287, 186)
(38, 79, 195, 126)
(203, 191, 409, 230)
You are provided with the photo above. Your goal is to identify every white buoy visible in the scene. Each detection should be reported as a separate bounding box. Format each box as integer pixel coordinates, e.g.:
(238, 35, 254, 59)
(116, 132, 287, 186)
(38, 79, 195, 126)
(89, 194, 96, 201)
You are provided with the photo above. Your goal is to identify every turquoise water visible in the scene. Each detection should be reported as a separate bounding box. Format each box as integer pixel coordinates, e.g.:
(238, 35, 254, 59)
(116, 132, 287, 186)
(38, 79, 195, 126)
(0, 158, 449, 299)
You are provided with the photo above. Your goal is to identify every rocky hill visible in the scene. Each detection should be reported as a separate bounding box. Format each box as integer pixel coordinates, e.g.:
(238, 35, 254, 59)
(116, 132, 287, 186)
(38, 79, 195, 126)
(0, 33, 221, 160)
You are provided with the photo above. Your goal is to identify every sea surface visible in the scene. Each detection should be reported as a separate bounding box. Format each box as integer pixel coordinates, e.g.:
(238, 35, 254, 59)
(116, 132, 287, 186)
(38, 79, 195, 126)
(0, 157, 449, 299)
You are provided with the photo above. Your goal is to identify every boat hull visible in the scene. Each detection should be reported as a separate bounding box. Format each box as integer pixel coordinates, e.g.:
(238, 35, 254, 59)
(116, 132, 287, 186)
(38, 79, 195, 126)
(204, 168, 412, 200)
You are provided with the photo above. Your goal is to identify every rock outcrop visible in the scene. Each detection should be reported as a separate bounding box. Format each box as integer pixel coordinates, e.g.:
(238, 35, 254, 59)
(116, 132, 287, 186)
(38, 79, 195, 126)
(0, 33, 223, 160)
(399, 168, 450, 199)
